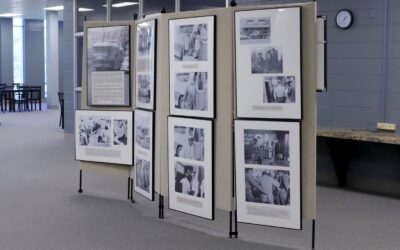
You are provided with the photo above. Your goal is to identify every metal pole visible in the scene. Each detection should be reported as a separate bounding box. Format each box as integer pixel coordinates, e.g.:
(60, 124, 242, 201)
(78, 169, 83, 193)
(138, 0, 144, 19)
(106, 0, 112, 21)
(175, 0, 181, 12)
(312, 219, 316, 249)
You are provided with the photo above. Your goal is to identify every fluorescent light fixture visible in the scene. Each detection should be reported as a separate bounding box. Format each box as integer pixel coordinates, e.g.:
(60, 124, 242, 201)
(78, 8, 94, 12)
(112, 2, 138, 7)
(43, 5, 64, 11)
(102, 2, 138, 8)
(0, 13, 21, 17)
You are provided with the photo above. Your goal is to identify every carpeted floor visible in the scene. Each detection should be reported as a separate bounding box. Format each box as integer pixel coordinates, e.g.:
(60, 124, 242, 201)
(0, 110, 400, 250)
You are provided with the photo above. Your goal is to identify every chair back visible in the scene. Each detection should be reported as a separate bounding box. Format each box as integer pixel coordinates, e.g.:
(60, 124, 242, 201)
(30, 86, 42, 100)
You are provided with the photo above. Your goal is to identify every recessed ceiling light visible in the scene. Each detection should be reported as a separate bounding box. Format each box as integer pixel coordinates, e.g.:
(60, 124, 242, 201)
(43, 6, 64, 11)
(0, 13, 21, 17)
(78, 8, 94, 12)
(102, 2, 138, 8)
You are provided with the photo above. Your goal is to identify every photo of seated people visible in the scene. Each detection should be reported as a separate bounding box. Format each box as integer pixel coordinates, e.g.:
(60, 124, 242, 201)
(174, 126, 205, 162)
(174, 23, 208, 61)
(174, 161, 205, 198)
(251, 47, 283, 74)
(79, 116, 112, 147)
(174, 72, 208, 111)
(244, 129, 290, 167)
(245, 168, 290, 206)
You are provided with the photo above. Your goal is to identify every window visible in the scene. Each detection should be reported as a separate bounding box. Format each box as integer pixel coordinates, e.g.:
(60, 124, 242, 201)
(13, 17, 24, 84)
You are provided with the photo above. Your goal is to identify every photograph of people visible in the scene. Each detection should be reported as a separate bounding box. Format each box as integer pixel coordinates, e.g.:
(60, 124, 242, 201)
(174, 161, 205, 198)
(137, 24, 153, 57)
(240, 17, 271, 44)
(135, 113, 151, 150)
(174, 72, 208, 111)
(244, 129, 290, 167)
(245, 168, 290, 205)
(263, 76, 296, 104)
(174, 126, 205, 161)
(136, 158, 150, 192)
(251, 47, 283, 74)
(137, 75, 151, 104)
(79, 116, 112, 147)
(113, 119, 128, 145)
(174, 23, 208, 61)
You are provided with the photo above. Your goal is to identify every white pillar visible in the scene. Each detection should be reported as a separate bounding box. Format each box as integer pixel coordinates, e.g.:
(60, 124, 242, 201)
(45, 11, 59, 109)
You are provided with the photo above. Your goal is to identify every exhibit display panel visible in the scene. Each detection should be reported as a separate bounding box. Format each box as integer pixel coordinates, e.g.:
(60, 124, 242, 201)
(75, 110, 133, 165)
(135, 20, 157, 110)
(169, 16, 215, 119)
(87, 25, 131, 106)
(168, 116, 214, 219)
(235, 120, 301, 229)
(134, 109, 154, 200)
(235, 7, 302, 119)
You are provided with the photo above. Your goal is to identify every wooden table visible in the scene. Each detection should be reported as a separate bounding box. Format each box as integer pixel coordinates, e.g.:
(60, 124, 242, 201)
(317, 128, 400, 186)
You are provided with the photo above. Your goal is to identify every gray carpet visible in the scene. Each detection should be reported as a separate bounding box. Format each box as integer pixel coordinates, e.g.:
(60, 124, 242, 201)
(1, 110, 400, 250)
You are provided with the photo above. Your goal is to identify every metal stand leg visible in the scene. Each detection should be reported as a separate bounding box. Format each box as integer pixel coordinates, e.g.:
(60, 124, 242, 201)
(78, 170, 83, 193)
(229, 210, 238, 238)
(128, 177, 131, 200)
(159, 194, 164, 219)
(130, 178, 135, 203)
(312, 219, 316, 249)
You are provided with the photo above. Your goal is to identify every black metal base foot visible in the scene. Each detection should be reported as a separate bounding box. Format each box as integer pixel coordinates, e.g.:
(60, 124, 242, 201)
(229, 232, 238, 238)
(78, 189, 83, 193)
(159, 194, 164, 219)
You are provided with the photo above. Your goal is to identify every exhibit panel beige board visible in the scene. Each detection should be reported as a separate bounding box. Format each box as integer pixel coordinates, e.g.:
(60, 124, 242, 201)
(80, 21, 135, 177)
(156, 9, 235, 212)
(233, 2, 317, 219)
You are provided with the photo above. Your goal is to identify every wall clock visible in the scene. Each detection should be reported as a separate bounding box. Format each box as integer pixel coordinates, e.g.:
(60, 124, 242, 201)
(336, 9, 353, 29)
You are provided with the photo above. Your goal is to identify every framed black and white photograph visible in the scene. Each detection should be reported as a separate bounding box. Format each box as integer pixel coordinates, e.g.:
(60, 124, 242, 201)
(136, 20, 156, 110)
(235, 7, 301, 119)
(168, 117, 213, 219)
(75, 110, 133, 165)
(169, 16, 215, 118)
(240, 17, 271, 44)
(235, 120, 301, 229)
(87, 25, 131, 106)
(133, 109, 154, 200)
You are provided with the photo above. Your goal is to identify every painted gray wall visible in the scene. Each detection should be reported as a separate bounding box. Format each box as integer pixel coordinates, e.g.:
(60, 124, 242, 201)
(63, 0, 74, 134)
(24, 19, 45, 94)
(0, 18, 14, 84)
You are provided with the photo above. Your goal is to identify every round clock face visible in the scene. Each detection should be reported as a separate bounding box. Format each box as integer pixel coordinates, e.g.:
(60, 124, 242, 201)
(336, 10, 353, 29)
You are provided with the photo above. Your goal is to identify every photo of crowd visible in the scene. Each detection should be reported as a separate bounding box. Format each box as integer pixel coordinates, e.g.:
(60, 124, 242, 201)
(245, 168, 290, 206)
(251, 47, 283, 74)
(240, 17, 271, 44)
(174, 24, 208, 61)
(174, 161, 205, 198)
(263, 76, 296, 103)
(113, 119, 128, 145)
(137, 24, 153, 57)
(174, 72, 208, 111)
(78, 116, 112, 147)
(135, 113, 151, 150)
(137, 74, 152, 104)
(136, 158, 150, 193)
(174, 126, 205, 162)
(244, 129, 290, 167)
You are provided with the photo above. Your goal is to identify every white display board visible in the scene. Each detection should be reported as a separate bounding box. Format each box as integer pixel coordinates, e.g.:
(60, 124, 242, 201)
(235, 120, 301, 229)
(75, 110, 133, 165)
(235, 7, 302, 119)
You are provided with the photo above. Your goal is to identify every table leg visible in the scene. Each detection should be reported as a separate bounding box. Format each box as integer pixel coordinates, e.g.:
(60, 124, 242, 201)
(326, 138, 355, 187)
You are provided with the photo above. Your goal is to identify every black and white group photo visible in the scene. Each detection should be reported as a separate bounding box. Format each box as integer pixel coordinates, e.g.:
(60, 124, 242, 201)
(137, 74, 152, 104)
(113, 119, 128, 145)
(251, 47, 283, 74)
(78, 116, 112, 147)
(244, 129, 290, 167)
(137, 24, 153, 57)
(136, 158, 150, 192)
(174, 24, 208, 61)
(174, 161, 205, 198)
(240, 17, 271, 44)
(87, 26, 130, 73)
(245, 168, 290, 206)
(135, 113, 151, 150)
(263, 76, 296, 103)
(174, 72, 208, 111)
(174, 126, 205, 162)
